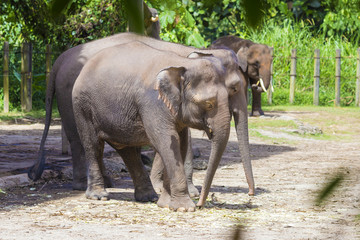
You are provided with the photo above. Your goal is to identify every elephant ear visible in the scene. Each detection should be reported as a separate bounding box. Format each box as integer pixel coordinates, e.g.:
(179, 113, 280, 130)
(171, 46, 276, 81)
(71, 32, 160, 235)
(187, 52, 214, 59)
(237, 47, 248, 72)
(155, 67, 186, 116)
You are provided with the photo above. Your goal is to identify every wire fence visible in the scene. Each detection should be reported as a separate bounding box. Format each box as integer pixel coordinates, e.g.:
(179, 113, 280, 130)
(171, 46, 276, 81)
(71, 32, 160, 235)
(267, 47, 360, 107)
(1, 42, 360, 112)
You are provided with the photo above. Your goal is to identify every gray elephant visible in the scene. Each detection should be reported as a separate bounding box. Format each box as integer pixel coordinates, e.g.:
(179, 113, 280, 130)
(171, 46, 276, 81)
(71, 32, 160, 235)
(72, 41, 234, 212)
(211, 35, 273, 116)
(144, 4, 160, 39)
(28, 32, 254, 207)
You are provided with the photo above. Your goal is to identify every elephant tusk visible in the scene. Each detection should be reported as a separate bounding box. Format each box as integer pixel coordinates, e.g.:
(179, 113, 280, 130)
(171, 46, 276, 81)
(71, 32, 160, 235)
(271, 83, 274, 92)
(151, 15, 159, 22)
(259, 78, 267, 93)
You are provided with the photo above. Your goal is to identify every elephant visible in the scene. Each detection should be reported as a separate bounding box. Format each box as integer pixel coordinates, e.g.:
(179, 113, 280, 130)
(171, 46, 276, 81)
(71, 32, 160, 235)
(28, 32, 254, 207)
(211, 35, 273, 116)
(72, 41, 234, 211)
(143, 4, 160, 39)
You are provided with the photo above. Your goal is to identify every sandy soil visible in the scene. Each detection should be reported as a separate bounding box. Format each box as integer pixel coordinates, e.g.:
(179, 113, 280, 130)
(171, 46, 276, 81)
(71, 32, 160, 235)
(0, 110, 359, 240)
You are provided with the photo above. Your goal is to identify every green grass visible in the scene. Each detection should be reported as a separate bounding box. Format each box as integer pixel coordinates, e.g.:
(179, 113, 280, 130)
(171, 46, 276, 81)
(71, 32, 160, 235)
(246, 105, 360, 143)
(0, 108, 60, 122)
(247, 19, 359, 107)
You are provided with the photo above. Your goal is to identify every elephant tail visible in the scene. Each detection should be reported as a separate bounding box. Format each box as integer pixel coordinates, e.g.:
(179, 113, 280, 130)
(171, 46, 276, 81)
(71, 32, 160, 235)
(28, 69, 56, 181)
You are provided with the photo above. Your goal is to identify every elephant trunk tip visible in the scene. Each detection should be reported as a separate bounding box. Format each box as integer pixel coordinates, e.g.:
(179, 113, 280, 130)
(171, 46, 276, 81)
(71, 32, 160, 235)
(248, 188, 255, 196)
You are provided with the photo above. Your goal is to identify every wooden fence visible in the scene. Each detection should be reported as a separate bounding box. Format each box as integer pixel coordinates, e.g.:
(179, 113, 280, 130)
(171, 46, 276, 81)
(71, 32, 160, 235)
(266, 47, 360, 107)
(2, 42, 360, 112)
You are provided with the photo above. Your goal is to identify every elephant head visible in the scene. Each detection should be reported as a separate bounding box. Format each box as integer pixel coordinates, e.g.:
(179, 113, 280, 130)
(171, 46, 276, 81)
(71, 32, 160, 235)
(155, 59, 232, 138)
(237, 44, 272, 93)
(143, 3, 160, 39)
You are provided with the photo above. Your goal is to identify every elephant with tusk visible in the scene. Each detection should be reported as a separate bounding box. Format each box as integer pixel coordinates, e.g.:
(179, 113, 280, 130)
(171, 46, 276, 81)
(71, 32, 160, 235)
(211, 35, 273, 116)
(144, 3, 160, 39)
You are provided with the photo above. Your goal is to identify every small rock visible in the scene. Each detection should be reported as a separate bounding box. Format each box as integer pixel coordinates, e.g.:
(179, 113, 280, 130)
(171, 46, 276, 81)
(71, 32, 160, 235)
(193, 160, 207, 170)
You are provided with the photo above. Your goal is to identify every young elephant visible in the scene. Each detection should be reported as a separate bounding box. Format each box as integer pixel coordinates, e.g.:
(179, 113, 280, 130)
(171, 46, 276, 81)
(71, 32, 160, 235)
(72, 42, 234, 212)
(211, 35, 273, 116)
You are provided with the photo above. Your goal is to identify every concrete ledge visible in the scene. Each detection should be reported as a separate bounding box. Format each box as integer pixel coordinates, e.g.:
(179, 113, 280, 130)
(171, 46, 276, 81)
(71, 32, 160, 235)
(0, 170, 59, 189)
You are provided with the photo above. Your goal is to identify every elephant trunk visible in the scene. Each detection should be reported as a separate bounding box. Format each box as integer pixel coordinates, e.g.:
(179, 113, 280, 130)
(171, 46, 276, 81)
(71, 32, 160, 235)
(259, 68, 271, 92)
(197, 107, 231, 207)
(233, 97, 255, 195)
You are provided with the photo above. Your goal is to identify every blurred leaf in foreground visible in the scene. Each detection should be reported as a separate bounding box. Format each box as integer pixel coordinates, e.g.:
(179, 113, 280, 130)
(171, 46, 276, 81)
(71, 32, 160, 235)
(315, 169, 345, 206)
(232, 224, 243, 240)
(50, 0, 73, 17)
(242, 0, 269, 29)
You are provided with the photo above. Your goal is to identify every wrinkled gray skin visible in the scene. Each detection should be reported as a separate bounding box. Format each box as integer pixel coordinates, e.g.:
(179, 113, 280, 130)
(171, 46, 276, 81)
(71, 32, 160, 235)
(28, 32, 254, 207)
(211, 35, 273, 116)
(72, 41, 233, 212)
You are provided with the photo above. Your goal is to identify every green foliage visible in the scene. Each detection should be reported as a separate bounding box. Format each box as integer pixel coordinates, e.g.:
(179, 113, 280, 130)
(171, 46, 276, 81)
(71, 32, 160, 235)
(1, 0, 360, 110)
(321, 0, 360, 42)
(149, 0, 206, 47)
(0, 0, 127, 49)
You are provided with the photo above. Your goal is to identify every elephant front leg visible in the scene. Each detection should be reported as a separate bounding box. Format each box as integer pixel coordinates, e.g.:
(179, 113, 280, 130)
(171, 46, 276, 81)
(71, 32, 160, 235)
(150, 153, 164, 193)
(117, 147, 158, 202)
(251, 87, 264, 116)
(150, 145, 199, 197)
(154, 130, 195, 212)
(184, 130, 200, 198)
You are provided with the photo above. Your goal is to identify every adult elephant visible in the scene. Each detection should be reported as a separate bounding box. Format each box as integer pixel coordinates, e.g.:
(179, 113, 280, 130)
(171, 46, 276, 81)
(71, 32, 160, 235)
(72, 41, 234, 212)
(143, 3, 160, 39)
(211, 35, 273, 116)
(28, 32, 254, 206)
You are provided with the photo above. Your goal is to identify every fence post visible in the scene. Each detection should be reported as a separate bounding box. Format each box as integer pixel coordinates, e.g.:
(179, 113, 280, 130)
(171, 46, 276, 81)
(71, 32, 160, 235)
(21, 42, 33, 111)
(267, 47, 274, 105)
(45, 44, 52, 87)
(289, 49, 297, 104)
(313, 49, 320, 105)
(335, 49, 341, 107)
(356, 48, 360, 107)
(3, 42, 9, 113)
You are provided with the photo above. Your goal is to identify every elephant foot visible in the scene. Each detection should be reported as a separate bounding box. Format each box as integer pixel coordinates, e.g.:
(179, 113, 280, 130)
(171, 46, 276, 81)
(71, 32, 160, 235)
(157, 190, 171, 208)
(248, 188, 255, 196)
(85, 187, 109, 201)
(250, 109, 264, 117)
(157, 191, 195, 212)
(134, 185, 159, 202)
(188, 182, 199, 198)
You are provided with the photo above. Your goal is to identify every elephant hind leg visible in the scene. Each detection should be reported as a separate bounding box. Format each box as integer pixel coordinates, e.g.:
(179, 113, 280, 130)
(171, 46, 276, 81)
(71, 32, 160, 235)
(69, 139, 88, 191)
(75, 122, 109, 200)
(117, 147, 158, 202)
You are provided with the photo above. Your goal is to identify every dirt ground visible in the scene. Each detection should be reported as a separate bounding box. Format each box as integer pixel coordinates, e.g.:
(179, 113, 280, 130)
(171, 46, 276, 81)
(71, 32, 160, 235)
(0, 110, 359, 240)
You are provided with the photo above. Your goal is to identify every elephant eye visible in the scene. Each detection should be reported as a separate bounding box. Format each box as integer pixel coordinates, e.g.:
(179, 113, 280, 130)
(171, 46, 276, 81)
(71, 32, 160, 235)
(231, 86, 237, 93)
(205, 101, 214, 110)
(203, 97, 216, 111)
